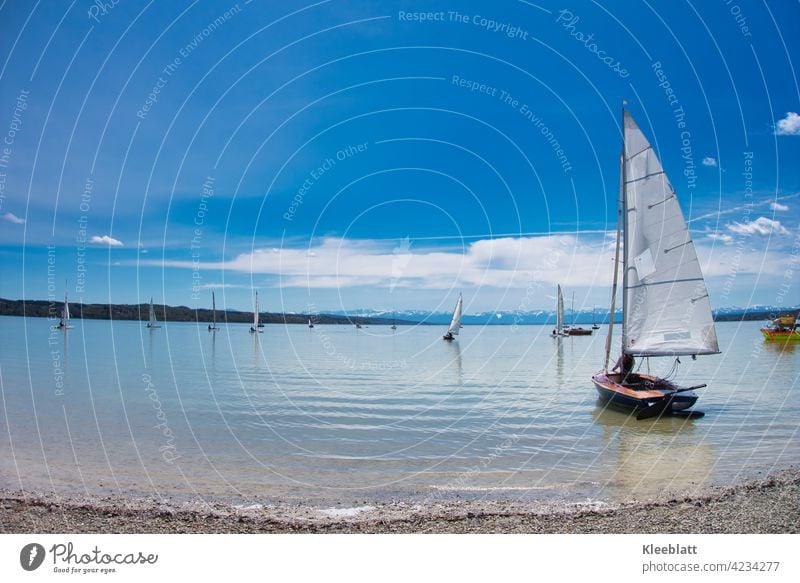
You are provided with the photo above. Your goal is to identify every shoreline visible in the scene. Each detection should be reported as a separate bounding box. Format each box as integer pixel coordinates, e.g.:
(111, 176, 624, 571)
(2, 469, 797, 534)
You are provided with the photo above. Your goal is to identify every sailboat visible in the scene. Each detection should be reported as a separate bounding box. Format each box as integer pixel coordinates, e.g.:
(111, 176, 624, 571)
(443, 293, 463, 341)
(592, 107, 719, 420)
(551, 285, 568, 337)
(391, 311, 397, 330)
(308, 317, 314, 328)
(592, 306, 600, 330)
(208, 291, 219, 331)
(566, 291, 592, 335)
(56, 285, 74, 330)
(249, 291, 262, 333)
(146, 297, 161, 329)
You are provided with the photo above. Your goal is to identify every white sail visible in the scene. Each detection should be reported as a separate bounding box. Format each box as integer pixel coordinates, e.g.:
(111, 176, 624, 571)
(622, 111, 718, 356)
(253, 292, 259, 327)
(61, 292, 70, 325)
(212, 292, 217, 326)
(148, 298, 157, 326)
(556, 285, 564, 333)
(447, 294, 463, 336)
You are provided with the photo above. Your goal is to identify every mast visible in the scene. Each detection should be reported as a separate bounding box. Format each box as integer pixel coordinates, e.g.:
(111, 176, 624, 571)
(571, 291, 575, 325)
(212, 291, 216, 326)
(620, 106, 629, 358)
(603, 105, 625, 371)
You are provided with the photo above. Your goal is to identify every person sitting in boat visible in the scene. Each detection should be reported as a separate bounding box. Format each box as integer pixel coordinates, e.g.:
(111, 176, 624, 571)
(612, 353, 635, 381)
(443, 332, 454, 341)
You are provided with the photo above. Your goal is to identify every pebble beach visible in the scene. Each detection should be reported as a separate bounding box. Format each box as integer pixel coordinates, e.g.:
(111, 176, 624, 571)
(2, 469, 797, 534)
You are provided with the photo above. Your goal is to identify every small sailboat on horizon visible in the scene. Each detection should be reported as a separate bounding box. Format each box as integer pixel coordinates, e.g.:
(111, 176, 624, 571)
(308, 317, 314, 328)
(146, 297, 161, 329)
(591, 106, 719, 420)
(566, 291, 592, 336)
(249, 291, 263, 333)
(592, 305, 600, 330)
(208, 291, 220, 331)
(443, 293, 463, 341)
(55, 284, 74, 330)
(551, 285, 568, 337)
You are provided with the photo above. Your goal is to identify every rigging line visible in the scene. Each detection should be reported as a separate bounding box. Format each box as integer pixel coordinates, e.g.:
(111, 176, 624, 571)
(625, 277, 704, 289)
(664, 240, 692, 253)
(625, 171, 666, 185)
(647, 194, 675, 209)
(690, 293, 709, 304)
(627, 145, 652, 159)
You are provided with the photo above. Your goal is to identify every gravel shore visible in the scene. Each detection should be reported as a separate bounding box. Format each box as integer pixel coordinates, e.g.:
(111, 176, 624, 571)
(2, 469, 798, 534)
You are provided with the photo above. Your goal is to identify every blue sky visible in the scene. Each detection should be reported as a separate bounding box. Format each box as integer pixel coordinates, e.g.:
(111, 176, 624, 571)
(0, 0, 798, 314)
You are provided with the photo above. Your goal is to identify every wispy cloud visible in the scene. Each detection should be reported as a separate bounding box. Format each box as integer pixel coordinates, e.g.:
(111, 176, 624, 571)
(141, 232, 785, 290)
(706, 232, 734, 244)
(198, 283, 244, 290)
(727, 217, 790, 237)
(770, 202, 789, 212)
(775, 112, 800, 136)
(687, 193, 800, 224)
(90, 234, 124, 247)
(702, 156, 717, 167)
(2, 212, 25, 224)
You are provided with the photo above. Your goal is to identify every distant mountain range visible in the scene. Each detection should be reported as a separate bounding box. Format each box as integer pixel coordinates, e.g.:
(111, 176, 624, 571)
(330, 305, 800, 326)
(1, 298, 796, 326)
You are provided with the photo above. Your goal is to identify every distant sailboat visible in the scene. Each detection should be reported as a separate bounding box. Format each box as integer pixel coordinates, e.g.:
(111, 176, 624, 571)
(443, 293, 462, 341)
(308, 317, 314, 328)
(56, 284, 74, 330)
(249, 291, 262, 333)
(391, 311, 397, 330)
(592, 305, 600, 330)
(551, 285, 567, 337)
(208, 291, 219, 331)
(146, 297, 161, 329)
(567, 290, 592, 336)
(591, 107, 719, 419)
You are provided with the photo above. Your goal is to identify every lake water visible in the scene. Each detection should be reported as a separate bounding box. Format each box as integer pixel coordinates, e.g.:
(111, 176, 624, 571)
(0, 316, 797, 506)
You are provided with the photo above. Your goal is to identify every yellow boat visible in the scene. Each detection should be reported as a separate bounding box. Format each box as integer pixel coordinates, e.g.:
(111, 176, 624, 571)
(761, 314, 800, 342)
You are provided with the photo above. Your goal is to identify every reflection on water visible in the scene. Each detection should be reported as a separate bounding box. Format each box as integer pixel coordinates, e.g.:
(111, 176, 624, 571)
(591, 405, 714, 499)
(0, 317, 797, 505)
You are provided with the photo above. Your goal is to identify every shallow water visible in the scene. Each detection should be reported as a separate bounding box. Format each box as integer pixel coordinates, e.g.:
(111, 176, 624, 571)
(0, 316, 797, 506)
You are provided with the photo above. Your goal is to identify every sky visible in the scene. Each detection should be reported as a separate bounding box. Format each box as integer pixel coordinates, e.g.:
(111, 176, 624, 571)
(0, 0, 798, 315)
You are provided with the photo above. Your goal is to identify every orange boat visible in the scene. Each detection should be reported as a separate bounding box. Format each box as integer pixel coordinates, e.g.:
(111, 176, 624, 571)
(761, 314, 800, 342)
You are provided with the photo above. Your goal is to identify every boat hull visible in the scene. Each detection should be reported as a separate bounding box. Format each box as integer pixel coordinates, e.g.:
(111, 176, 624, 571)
(567, 328, 592, 336)
(761, 329, 800, 342)
(591, 372, 698, 413)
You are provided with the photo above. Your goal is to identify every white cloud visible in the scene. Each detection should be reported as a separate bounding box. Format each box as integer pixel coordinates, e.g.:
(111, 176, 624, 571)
(140, 230, 789, 293)
(707, 232, 733, 244)
(770, 202, 789, 212)
(198, 283, 243, 290)
(90, 234, 124, 247)
(776, 112, 800, 135)
(727, 217, 790, 237)
(702, 157, 717, 167)
(2, 212, 25, 224)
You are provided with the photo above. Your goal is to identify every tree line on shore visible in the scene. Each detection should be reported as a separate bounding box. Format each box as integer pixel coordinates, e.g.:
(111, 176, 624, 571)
(0, 298, 396, 326)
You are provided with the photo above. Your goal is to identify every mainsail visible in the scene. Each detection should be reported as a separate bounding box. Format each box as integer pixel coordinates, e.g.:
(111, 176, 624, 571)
(148, 298, 157, 326)
(556, 285, 564, 334)
(253, 291, 259, 328)
(447, 294, 463, 337)
(61, 292, 70, 326)
(622, 111, 718, 356)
